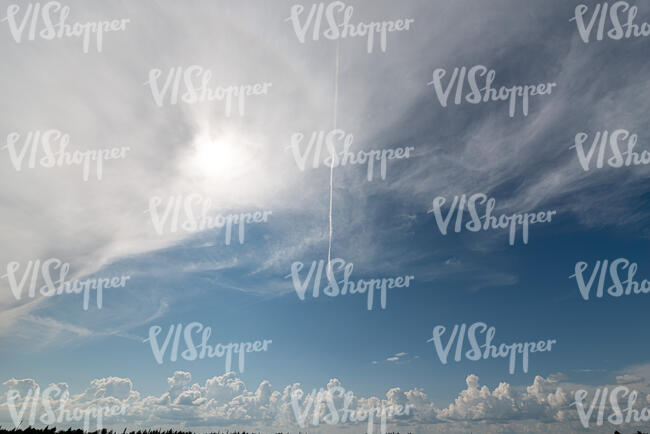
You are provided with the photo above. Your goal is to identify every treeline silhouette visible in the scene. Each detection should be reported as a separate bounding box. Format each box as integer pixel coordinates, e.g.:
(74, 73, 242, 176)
(0, 428, 412, 434)
(1, 428, 647, 434)
(0, 430, 268, 434)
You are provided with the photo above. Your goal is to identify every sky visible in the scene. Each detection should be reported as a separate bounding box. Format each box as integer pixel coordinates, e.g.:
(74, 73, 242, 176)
(1, 0, 650, 433)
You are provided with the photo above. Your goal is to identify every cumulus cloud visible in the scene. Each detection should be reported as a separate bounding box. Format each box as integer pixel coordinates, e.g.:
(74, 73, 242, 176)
(0, 370, 621, 433)
(438, 374, 570, 424)
(616, 374, 645, 385)
(78, 377, 137, 401)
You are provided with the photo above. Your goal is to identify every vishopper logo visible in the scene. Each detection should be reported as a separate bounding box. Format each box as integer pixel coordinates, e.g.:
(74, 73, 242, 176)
(571, 1, 650, 43)
(2, 1, 130, 53)
(2, 258, 130, 310)
(573, 386, 650, 428)
(143, 322, 272, 374)
(2, 130, 130, 181)
(572, 130, 650, 171)
(570, 258, 650, 301)
(290, 386, 413, 434)
(145, 65, 272, 115)
(287, 258, 415, 310)
(428, 322, 557, 375)
(428, 65, 556, 118)
(287, 130, 415, 181)
(6, 385, 128, 431)
(146, 194, 272, 244)
(428, 193, 557, 246)
(286, 1, 414, 53)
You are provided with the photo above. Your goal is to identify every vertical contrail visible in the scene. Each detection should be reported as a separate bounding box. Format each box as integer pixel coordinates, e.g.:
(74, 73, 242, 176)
(328, 39, 341, 269)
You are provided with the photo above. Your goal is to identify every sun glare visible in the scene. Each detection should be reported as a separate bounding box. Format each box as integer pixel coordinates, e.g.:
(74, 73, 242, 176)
(189, 135, 253, 179)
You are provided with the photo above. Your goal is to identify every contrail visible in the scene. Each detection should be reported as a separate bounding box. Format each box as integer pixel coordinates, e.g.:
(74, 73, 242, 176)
(328, 39, 341, 269)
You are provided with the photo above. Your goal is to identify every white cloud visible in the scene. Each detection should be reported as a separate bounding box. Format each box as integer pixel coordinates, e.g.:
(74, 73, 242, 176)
(382, 352, 415, 365)
(3, 0, 648, 348)
(616, 374, 645, 385)
(78, 377, 137, 401)
(0, 369, 627, 433)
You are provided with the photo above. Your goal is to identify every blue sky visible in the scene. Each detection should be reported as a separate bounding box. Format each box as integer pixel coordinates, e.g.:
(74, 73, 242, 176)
(4, 201, 650, 401)
(1, 0, 650, 432)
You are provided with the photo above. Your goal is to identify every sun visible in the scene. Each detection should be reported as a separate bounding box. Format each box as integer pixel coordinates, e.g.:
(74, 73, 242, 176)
(188, 134, 253, 180)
